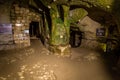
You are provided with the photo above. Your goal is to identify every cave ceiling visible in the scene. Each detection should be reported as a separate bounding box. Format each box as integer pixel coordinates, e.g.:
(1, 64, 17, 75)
(29, 0, 119, 25)
(0, 0, 117, 25)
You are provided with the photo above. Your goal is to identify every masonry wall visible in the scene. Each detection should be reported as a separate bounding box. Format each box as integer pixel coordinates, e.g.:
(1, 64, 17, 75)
(0, 2, 41, 50)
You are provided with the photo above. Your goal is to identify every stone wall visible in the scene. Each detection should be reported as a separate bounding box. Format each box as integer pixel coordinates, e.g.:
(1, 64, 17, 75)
(0, 2, 41, 50)
(77, 16, 103, 50)
(11, 4, 30, 48)
(0, 1, 11, 24)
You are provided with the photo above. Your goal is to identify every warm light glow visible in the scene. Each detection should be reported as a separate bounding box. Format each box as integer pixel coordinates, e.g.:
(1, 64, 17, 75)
(15, 23, 23, 27)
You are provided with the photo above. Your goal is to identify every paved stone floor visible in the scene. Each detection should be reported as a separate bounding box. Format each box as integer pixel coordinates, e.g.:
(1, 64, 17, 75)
(0, 39, 120, 80)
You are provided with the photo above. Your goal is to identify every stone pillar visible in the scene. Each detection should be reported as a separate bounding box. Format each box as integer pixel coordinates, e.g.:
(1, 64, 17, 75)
(10, 4, 30, 48)
(49, 4, 71, 57)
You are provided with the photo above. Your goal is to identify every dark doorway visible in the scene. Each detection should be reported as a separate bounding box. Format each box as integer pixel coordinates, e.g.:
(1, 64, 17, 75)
(29, 21, 40, 38)
(70, 26, 83, 48)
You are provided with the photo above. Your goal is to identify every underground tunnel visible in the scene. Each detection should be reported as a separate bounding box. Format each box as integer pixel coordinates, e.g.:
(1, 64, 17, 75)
(0, 0, 120, 80)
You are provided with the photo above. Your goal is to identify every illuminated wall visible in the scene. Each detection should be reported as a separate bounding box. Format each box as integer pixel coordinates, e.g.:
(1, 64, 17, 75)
(77, 16, 103, 50)
(0, 2, 41, 50)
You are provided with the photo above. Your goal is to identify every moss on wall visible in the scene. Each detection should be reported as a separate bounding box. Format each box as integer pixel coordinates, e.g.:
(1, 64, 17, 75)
(83, 0, 113, 11)
(69, 8, 88, 23)
(49, 3, 70, 46)
(37, 0, 120, 53)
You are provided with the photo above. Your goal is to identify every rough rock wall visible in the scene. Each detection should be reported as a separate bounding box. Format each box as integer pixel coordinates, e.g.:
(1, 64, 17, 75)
(77, 16, 102, 50)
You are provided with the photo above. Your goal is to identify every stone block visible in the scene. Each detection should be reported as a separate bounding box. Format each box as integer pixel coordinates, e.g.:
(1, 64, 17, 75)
(15, 10, 19, 14)
(15, 6, 20, 11)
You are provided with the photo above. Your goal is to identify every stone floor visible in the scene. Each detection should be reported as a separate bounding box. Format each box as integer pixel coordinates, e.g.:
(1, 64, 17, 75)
(0, 39, 120, 80)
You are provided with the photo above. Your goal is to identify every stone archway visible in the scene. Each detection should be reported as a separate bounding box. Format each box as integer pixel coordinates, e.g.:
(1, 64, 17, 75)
(10, 2, 41, 49)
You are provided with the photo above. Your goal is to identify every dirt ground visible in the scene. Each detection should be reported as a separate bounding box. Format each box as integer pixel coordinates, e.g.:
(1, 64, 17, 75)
(0, 39, 120, 80)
